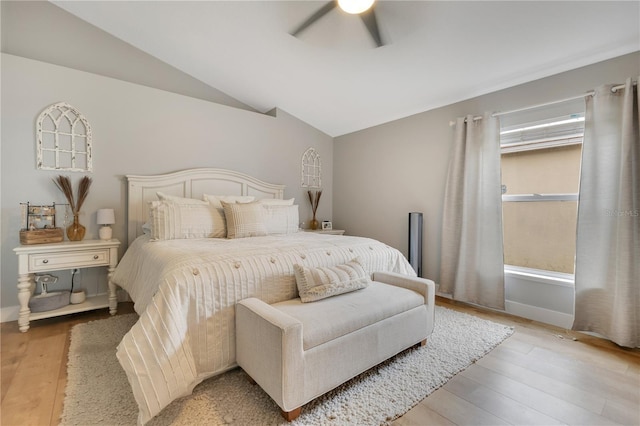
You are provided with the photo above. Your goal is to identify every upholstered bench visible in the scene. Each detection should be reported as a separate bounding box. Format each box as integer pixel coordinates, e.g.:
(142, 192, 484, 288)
(236, 271, 435, 421)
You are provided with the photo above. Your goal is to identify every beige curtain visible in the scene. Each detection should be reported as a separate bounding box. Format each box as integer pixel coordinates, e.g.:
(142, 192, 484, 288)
(440, 113, 505, 310)
(573, 78, 640, 348)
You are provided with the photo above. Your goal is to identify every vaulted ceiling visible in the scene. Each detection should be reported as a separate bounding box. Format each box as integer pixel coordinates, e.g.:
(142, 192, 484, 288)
(52, 1, 639, 136)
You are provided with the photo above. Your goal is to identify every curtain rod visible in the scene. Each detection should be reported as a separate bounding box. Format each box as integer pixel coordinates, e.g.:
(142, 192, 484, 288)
(449, 82, 635, 126)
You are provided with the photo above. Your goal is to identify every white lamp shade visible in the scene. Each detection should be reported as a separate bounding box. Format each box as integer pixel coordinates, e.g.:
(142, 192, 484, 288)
(96, 209, 115, 225)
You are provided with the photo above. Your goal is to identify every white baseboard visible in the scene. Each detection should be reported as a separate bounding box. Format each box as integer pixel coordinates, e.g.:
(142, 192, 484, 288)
(437, 289, 574, 329)
(505, 300, 574, 329)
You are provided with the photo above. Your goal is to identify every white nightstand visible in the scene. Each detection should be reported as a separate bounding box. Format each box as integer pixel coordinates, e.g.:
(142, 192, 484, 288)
(304, 229, 345, 235)
(13, 239, 120, 332)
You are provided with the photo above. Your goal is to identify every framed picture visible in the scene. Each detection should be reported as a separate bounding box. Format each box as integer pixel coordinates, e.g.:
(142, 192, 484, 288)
(322, 221, 332, 230)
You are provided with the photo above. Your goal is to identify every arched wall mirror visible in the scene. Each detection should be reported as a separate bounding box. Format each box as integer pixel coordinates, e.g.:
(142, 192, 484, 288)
(36, 102, 93, 172)
(301, 147, 321, 188)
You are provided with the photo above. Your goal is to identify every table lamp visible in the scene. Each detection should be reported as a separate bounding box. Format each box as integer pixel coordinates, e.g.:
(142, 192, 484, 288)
(96, 209, 115, 240)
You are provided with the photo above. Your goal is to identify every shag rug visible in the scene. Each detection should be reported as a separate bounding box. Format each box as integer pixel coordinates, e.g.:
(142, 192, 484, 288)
(61, 306, 513, 425)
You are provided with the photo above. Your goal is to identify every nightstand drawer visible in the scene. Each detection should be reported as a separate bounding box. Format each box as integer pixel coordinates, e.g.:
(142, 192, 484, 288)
(29, 249, 110, 272)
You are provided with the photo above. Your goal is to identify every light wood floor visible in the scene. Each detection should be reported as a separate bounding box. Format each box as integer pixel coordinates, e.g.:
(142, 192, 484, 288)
(1, 299, 638, 426)
(397, 299, 640, 426)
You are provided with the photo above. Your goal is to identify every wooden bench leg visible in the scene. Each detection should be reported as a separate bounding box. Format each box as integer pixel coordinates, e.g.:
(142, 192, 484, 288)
(281, 407, 301, 422)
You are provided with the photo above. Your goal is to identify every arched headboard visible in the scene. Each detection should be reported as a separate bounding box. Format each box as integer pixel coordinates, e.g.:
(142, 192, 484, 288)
(126, 168, 285, 245)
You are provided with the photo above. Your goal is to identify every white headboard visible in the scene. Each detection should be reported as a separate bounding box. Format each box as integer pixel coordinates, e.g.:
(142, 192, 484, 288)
(126, 168, 285, 245)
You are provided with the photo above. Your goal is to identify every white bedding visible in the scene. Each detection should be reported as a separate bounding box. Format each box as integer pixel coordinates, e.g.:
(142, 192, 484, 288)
(113, 232, 415, 424)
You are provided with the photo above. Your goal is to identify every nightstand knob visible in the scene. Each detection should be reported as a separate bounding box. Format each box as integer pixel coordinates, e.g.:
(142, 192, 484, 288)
(42, 259, 49, 264)
(93, 255, 99, 260)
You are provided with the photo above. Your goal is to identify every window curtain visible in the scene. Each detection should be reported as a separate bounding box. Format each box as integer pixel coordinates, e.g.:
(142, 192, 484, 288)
(440, 113, 505, 310)
(573, 77, 639, 348)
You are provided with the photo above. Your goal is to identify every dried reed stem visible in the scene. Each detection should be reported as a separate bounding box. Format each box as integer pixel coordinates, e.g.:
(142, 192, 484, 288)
(53, 175, 92, 214)
(307, 190, 322, 214)
(75, 176, 92, 213)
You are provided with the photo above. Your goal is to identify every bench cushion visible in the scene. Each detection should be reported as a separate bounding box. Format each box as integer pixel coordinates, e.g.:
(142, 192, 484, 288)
(271, 281, 425, 350)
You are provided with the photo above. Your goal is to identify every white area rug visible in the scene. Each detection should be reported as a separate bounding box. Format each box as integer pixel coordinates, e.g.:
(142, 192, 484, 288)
(61, 306, 513, 425)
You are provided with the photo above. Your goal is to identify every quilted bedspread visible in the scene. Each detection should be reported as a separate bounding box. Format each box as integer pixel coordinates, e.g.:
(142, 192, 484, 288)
(112, 232, 415, 424)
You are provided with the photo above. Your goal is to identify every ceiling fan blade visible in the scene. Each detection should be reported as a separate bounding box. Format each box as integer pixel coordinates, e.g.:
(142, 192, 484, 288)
(360, 6, 384, 47)
(291, 1, 337, 37)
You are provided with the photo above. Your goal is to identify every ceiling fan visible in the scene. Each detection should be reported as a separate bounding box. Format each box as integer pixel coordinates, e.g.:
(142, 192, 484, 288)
(291, 0, 385, 47)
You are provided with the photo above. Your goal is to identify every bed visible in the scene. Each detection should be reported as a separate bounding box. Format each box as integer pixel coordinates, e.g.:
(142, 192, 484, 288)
(112, 168, 416, 424)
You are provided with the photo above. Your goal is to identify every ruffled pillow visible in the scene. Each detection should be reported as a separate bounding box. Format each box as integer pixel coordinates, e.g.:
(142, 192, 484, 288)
(293, 257, 370, 303)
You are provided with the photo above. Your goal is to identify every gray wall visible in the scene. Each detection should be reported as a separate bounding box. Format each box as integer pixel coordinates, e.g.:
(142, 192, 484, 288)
(333, 52, 639, 285)
(1, 53, 333, 315)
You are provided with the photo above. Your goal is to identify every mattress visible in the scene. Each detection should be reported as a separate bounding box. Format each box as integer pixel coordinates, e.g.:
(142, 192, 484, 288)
(112, 232, 415, 424)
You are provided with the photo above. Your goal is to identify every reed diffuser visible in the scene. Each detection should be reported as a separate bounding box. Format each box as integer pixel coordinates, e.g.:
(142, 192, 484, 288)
(53, 175, 92, 241)
(307, 190, 322, 230)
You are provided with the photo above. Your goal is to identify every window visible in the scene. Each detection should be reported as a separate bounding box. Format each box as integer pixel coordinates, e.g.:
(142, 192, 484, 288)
(501, 113, 584, 274)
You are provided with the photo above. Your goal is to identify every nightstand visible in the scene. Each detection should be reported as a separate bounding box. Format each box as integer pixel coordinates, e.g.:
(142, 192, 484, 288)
(304, 229, 345, 235)
(13, 239, 120, 332)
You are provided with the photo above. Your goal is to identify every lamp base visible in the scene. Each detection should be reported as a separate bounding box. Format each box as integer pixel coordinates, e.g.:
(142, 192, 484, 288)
(99, 226, 113, 240)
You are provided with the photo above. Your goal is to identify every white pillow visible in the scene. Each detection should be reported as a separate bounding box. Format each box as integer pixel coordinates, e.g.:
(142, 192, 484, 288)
(142, 222, 152, 235)
(264, 205, 299, 235)
(203, 194, 255, 209)
(221, 201, 267, 239)
(157, 192, 207, 205)
(293, 257, 370, 303)
(149, 199, 226, 240)
(258, 198, 295, 206)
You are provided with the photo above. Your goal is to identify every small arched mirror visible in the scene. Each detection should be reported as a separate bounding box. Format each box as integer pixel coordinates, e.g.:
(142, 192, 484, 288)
(36, 102, 93, 172)
(301, 147, 321, 188)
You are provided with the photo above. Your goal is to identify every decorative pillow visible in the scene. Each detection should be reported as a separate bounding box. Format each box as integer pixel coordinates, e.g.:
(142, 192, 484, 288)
(264, 205, 299, 235)
(203, 194, 255, 209)
(293, 257, 370, 303)
(221, 201, 268, 239)
(149, 199, 226, 240)
(258, 198, 295, 206)
(157, 192, 207, 205)
(142, 222, 152, 235)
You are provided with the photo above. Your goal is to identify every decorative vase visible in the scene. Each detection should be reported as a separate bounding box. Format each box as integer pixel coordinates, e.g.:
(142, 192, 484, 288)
(66, 213, 86, 241)
(310, 214, 319, 230)
(70, 289, 86, 304)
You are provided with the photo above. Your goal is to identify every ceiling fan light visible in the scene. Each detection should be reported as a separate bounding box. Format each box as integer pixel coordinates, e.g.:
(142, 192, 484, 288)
(338, 0, 375, 14)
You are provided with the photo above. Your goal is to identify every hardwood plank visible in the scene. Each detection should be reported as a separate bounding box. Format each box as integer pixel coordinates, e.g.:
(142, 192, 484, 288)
(490, 344, 639, 405)
(497, 334, 536, 354)
(1, 305, 135, 426)
(625, 361, 640, 379)
(422, 388, 511, 425)
(602, 396, 640, 425)
(444, 373, 564, 425)
(1, 333, 67, 426)
(0, 337, 28, 404)
(401, 299, 639, 426)
(503, 322, 639, 376)
(393, 400, 456, 426)
(477, 350, 607, 414)
(460, 363, 619, 425)
(526, 335, 635, 375)
(50, 325, 74, 426)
